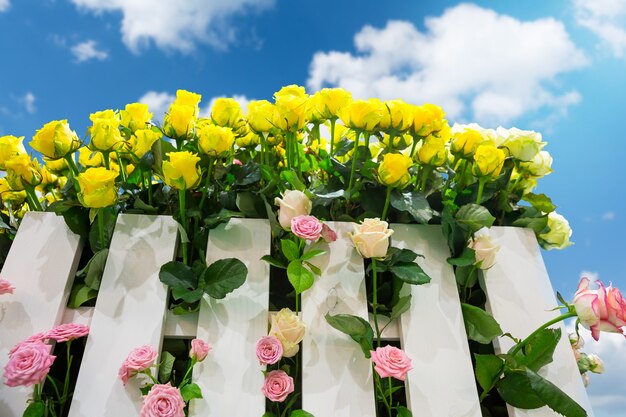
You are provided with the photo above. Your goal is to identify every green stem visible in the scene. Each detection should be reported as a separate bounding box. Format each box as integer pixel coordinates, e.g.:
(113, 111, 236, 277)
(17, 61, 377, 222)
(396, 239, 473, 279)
(102, 152, 110, 170)
(60, 341, 72, 416)
(178, 189, 188, 265)
(388, 376, 393, 413)
(114, 151, 127, 182)
(373, 372, 392, 412)
(419, 166, 432, 192)
(97, 209, 105, 249)
(143, 369, 159, 385)
(329, 118, 336, 156)
(475, 177, 487, 204)
(45, 375, 63, 403)
(179, 358, 197, 388)
(381, 187, 392, 221)
(198, 158, 215, 214)
(510, 311, 577, 357)
(24, 185, 43, 211)
(346, 130, 360, 198)
(33, 383, 41, 402)
(64, 154, 79, 177)
(372, 259, 382, 347)
(409, 134, 420, 158)
(145, 170, 153, 206)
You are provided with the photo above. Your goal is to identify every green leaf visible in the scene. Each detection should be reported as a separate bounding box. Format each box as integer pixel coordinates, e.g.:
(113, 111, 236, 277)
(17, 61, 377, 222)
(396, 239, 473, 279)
(134, 198, 158, 214)
(389, 295, 412, 321)
(233, 162, 261, 186)
(159, 261, 197, 290)
(140, 385, 152, 396)
(180, 382, 203, 402)
(455, 204, 496, 232)
(390, 262, 431, 285)
(390, 190, 434, 223)
(388, 248, 419, 264)
(325, 313, 374, 358)
(204, 209, 244, 229)
(396, 406, 412, 417)
(261, 255, 286, 269)
(81, 249, 109, 291)
(201, 258, 248, 299)
(235, 191, 262, 217)
(454, 265, 478, 288)
(301, 249, 326, 261)
(304, 261, 322, 276)
(67, 283, 98, 308)
(23, 401, 45, 417)
(281, 239, 300, 262)
(513, 328, 561, 372)
(290, 410, 315, 417)
(61, 206, 90, 238)
(512, 214, 549, 234)
(524, 369, 587, 417)
(287, 260, 315, 294)
(474, 354, 504, 392)
(171, 287, 204, 303)
(461, 303, 502, 344)
(280, 170, 306, 191)
(88, 209, 116, 252)
(262, 413, 278, 417)
(158, 351, 176, 383)
(447, 247, 476, 267)
(497, 370, 545, 409)
(523, 193, 556, 214)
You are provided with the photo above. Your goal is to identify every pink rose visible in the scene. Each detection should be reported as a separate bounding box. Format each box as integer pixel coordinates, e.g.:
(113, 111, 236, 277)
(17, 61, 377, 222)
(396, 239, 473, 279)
(256, 336, 283, 365)
(233, 158, 243, 166)
(291, 215, 323, 241)
(573, 277, 626, 341)
(3, 341, 56, 387)
(261, 370, 294, 402)
(0, 278, 14, 295)
(370, 345, 412, 381)
(47, 323, 90, 343)
(118, 345, 158, 385)
(189, 339, 211, 362)
(8, 333, 48, 356)
(321, 223, 337, 243)
(140, 383, 186, 417)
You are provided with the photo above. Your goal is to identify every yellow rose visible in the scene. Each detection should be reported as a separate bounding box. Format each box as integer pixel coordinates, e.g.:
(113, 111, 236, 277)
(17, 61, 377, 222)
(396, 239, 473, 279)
(162, 151, 201, 190)
(174, 89, 202, 109)
(44, 157, 68, 173)
(379, 100, 414, 132)
(380, 133, 412, 150)
(5, 154, 42, 187)
(274, 85, 307, 100)
(38, 166, 58, 188)
(472, 145, 506, 178)
(350, 218, 394, 259)
(78, 147, 104, 168)
(0, 135, 26, 170)
(538, 212, 573, 250)
(197, 124, 235, 157)
(412, 103, 446, 136)
(0, 178, 26, 206)
(308, 88, 353, 121)
(211, 98, 244, 128)
(416, 134, 448, 167)
(274, 92, 308, 131)
(235, 130, 258, 148)
(338, 99, 384, 131)
(30, 120, 80, 160)
(76, 167, 118, 208)
(164, 103, 196, 138)
(378, 153, 413, 188)
(247, 100, 276, 133)
(89, 111, 124, 152)
(268, 308, 306, 358)
(120, 103, 152, 132)
(131, 129, 162, 159)
(451, 128, 485, 158)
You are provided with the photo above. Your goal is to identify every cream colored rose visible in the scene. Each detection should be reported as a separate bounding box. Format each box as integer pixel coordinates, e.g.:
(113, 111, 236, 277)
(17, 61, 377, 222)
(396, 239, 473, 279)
(520, 151, 553, 177)
(587, 354, 604, 374)
(497, 127, 545, 162)
(350, 218, 394, 259)
(274, 190, 312, 230)
(269, 308, 306, 358)
(539, 212, 573, 250)
(469, 233, 500, 269)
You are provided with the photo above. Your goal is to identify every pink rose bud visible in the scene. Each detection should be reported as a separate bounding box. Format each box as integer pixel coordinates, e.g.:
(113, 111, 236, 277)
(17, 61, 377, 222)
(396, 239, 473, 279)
(140, 383, 186, 417)
(0, 278, 14, 295)
(8, 333, 48, 356)
(189, 339, 211, 362)
(3, 341, 56, 387)
(233, 158, 243, 166)
(261, 370, 294, 402)
(291, 215, 323, 241)
(118, 345, 158, 385)
(256, 336, 283, 365)
(321, 223, 337, 243)
(573, 277, 626, 341)
(370, 345, 413, 381)
(47, 323, 90, 343)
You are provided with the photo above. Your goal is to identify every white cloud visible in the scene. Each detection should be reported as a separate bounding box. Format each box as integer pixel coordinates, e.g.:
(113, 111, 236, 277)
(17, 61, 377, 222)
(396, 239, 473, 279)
(579, 270, 600, 283)
(0, 0, 10, 13)
(71, 40, 109, 63)
(602, 211, 616, 221)
(575, 0, 626, 58)
(22, 92, 36, 114)
(201, 95, 252, 118)
(307, 4, 588, 125)
(70, 0, 274, 53)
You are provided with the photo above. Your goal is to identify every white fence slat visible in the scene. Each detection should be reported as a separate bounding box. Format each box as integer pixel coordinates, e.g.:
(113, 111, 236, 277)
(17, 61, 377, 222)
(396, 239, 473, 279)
(392, 224, 483, 417)
(481, 227, 594, 417)
(301, 222, 377, 417)
(0, 212, 82, 417)
(68, 215, 178, 417)
(190, 218, 271, 416)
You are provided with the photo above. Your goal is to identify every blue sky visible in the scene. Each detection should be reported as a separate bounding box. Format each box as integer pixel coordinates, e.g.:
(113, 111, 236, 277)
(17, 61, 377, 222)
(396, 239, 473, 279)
(1, 0, 625, 414)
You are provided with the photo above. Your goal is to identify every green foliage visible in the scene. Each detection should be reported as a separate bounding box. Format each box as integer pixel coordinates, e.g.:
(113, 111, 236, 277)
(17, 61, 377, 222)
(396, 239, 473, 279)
(461, 303, 503, 344)
(325, 313, 374, 358)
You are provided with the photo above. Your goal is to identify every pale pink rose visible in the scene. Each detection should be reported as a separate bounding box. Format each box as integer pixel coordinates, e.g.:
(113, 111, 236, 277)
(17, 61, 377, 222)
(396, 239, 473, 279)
(232, 158, 243, 166)
(573, 277, 626, 341)
(291, 215, 323, 241)
(261, 370, 294, 402)
(321, 223, 337, 243)
(0, 278, 14, 295)
(468, 234, 500, 269)
(8, 333, 48, 356)
(350, 218, 394, 259)
(3, 341, 56, 387)
(370, 345, 412, 381)
(275, 190, 312, 230)
(118, 345, 158, 385)
(256, 336, 283, 365)
(140, 383, 186, 417)
(189, 339, 211, 362)
(47, 323, 90, 342)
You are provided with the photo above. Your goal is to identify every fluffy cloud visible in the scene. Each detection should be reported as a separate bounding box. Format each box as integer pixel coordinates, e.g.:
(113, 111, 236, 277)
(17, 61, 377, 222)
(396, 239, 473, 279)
(0, 0, 10, 13)
(70, 0, 274, 53)
(71, 40, 109, 63)
(574, 0, 626, 58)
(307, 4, 587, 125)
(21, 92, 36, 114)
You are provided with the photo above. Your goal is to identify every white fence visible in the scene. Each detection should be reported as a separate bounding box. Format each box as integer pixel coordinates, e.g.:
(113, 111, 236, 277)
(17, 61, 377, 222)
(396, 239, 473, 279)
(0, 212, 593, 417)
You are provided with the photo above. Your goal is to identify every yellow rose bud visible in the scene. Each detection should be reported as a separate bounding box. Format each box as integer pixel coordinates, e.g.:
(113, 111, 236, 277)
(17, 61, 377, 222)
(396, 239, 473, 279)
(89, 111, 124, 152)
(5, 154, 43, 187)
(412, 103, 446, 136)
(120, 103, 152, 133)
(174, 89, 202, 109)
(538, 212, 573, 250)
(211, 98, 244, 128)
(379, 100, 414, 132)
(78, 147, 104, 168)
(0, 178, 26, 207)
(44, 157, 69, 172)
(380, 133, 412, 150)
(89, 109, 119, 123)
(164, 103, 196, 138)
(131, 129, 162, 159)
(416, 134, 448, 167)
(378, 153, 413, 188)
(338, 99, 384, 131)
(247, 100, 276, 133)
(308, 88, 353, 121)
(451, 128, 485, 158)
(38, 166, 58, 188)
(0, 135, 26, 170)
(162, 151, 201, 190)
(197, 124, 235, 157)
(76, 167, 118, 208)
(473, 145, 506, 178)
(30, 120, 80, 160)
(236, 130, 259, 148)
(274, 85, 307, 100)
(274, 93, 308, 131)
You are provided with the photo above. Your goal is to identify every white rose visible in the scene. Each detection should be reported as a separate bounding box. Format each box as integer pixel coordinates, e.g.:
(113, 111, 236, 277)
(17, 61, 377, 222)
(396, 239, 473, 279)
(587, 354, 604, 374)
(468, 233, 500, 269)
(520, 151, 553, 177)
(350, 218, 394, 259)
(497, 127, 545, 162)
(539, 212, 573, 250)
(568, 332, 584, 350)
(274, 190, 312, 230)
(582, 373, 590, 387)
(269, 308, 306, 358)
